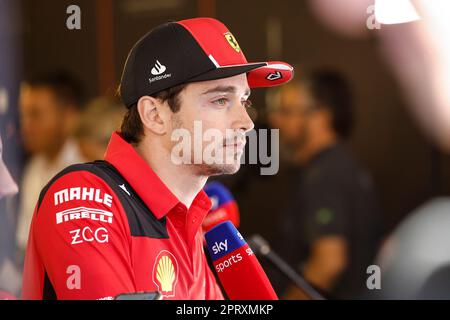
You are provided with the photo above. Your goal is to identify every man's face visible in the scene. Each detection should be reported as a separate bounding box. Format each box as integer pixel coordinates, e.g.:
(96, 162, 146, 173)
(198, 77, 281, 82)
(169, 73, 254, 176)
(268, 83, 314, 149)
(19, 86, 66, 155)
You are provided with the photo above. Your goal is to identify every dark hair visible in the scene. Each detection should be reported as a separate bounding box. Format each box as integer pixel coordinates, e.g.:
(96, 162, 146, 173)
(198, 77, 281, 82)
(304, 69, 354, 139)
(25, 71, 86, 109)
(120, 83, 187, 144)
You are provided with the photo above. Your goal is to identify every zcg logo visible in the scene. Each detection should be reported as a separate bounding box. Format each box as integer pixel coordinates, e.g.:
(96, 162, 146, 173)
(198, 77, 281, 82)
(69, 226, 109, 245)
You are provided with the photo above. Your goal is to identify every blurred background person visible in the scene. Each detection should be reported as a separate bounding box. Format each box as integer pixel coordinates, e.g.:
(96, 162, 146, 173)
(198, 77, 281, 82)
(16, 71, 87, 256)
(0, 134, 20, 299)
(376, 197, 450, 299)
(74, 96, 125, 161)
(268, 69, 383, 299)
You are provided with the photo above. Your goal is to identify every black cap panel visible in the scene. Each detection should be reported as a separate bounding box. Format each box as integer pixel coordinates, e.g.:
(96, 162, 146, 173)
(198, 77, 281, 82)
(120, 22, 215, 107)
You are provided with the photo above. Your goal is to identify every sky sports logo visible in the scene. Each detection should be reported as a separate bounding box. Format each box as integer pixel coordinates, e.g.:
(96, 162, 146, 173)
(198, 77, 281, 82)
(207, 228, 246, 261)
(211, 233, 244, 254)
(214, 247, 254, 273)
(211, 239, 228, 255)
(205, 222, 254, 273)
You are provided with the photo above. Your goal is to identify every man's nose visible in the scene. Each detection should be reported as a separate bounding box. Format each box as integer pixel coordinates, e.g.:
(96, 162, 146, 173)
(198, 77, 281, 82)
(232, 102, 255, 133)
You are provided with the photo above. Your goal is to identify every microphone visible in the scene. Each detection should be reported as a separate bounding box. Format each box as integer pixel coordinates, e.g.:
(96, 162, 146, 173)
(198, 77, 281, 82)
(114, 292, 162, 300)
(247, 234, 325, 300)
(204, 221, 278, 300)
(203, 181, 240, 233)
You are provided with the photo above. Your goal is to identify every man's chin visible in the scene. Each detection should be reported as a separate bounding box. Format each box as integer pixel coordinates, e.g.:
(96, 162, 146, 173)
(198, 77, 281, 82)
(195, 163, 242, 176)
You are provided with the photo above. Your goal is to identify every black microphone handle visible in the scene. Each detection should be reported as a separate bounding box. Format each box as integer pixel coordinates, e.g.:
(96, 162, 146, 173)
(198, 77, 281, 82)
(248, 235, 325, 301)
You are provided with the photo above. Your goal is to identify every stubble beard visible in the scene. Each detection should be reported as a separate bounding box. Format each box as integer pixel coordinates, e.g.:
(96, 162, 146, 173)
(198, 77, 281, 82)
(170, 115, 243, 177)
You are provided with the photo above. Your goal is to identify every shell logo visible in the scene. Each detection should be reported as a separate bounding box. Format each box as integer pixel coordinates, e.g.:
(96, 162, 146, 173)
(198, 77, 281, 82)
(152, 250, 179, 298)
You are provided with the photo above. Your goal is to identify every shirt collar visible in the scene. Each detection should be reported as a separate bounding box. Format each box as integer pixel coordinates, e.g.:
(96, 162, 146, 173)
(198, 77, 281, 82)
(104, 132, 211, 219)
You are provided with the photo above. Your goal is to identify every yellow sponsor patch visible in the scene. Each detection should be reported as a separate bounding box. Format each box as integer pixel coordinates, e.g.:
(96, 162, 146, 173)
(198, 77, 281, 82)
(224, 32, 241, 53)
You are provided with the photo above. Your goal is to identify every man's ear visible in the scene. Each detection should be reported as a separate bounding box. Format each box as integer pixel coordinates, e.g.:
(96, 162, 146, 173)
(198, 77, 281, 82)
(137, 96, 169, 135)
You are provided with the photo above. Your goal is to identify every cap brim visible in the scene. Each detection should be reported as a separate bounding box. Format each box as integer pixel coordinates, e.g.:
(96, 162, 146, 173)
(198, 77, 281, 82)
(187, 62, 267, 83)
(186, 61, 294, 88)
(247, 61, 294, 88)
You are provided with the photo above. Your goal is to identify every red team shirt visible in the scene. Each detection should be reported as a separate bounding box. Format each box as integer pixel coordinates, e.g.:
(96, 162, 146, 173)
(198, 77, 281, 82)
(22, 132, 224, 300)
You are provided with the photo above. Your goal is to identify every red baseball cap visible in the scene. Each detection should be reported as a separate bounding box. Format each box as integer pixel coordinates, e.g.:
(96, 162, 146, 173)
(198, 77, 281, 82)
(120, 17, 294, 107)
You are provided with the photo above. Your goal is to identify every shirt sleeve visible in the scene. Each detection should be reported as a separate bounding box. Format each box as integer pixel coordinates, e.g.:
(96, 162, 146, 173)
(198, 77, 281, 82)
(203, 254, 224, 300)
(300, 171, 351, 244)
(22, 170, 136, 300)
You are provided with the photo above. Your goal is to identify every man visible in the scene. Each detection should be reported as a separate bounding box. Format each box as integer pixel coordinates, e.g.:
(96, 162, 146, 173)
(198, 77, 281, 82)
(22, 17, 293, 300)
(74, 96, 125, 161)
(268, 70, 382, 299)
(17, 71, 87, 253)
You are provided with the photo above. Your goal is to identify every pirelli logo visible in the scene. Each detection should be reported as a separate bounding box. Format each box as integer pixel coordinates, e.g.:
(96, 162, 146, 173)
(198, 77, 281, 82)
(56, 207, 113, 225)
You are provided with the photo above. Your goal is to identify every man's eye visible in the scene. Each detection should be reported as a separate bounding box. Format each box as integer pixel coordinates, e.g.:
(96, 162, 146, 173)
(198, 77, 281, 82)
(214, 98, 228, 106)
(242, 99, 253, 108)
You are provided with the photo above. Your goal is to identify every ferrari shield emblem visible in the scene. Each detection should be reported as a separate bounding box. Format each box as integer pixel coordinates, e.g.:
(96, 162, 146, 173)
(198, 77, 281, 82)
(224, 32, 241, 53)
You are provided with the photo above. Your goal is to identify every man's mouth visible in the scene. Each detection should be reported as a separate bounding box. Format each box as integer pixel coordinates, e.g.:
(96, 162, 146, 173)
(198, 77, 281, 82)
(223, 141, 246, 151)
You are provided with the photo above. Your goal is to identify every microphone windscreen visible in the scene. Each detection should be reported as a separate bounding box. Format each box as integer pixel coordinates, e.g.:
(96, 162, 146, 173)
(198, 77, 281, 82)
(203, 181, 240, 232)
(205, 221, 278, 300)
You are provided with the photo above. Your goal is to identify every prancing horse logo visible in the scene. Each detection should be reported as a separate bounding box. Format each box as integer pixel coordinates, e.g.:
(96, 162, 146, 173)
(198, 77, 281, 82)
(224, 32, 241, 53)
